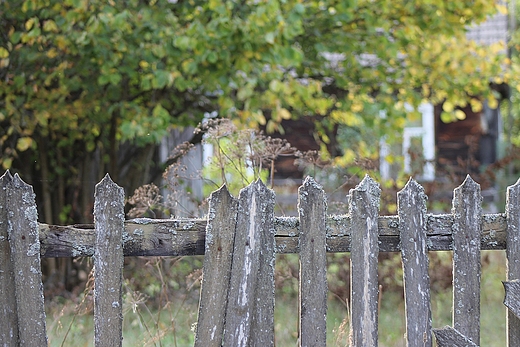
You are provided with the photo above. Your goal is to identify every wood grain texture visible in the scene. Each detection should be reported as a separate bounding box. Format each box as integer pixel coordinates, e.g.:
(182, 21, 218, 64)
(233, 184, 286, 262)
(506, 178, 520, 346)
(93, 174, 125, 347)
(194, 186, 238, 347)
(398, 179, 432, 347)
(223, 181, 276, 347)
(349, 176, 380, 347)
(0, 171, 18, 347)
(37, 212, 508, 258)
(7, 174, 47, 346)
(433, 326, 478, 347)
(298, 177, 328, 347)
(452, 175, 482, 345)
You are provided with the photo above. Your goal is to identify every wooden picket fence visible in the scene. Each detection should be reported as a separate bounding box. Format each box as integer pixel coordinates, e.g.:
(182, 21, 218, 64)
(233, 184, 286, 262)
(1, 169, 520, 346)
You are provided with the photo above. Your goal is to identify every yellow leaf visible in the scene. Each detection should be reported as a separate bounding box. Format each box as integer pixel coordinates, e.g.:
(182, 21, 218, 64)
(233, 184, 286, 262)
(488, 97, 498, 109)
(46, 48, 58, 59)
(139, 60, 149, 69)
(0, 47, 9, 59)
(454, 110, 466, 120)
(442, 101, 454, 112)
(16, 137, 33, 152)
(351, 101, 363, 113)
(1, 158, 12, 170)
(470, 99, 483, 113)
(496, 4, 508, 15)
(278, 108, 291, 120)
(25, 18, 36, 31)
(43, 20, 59, 32)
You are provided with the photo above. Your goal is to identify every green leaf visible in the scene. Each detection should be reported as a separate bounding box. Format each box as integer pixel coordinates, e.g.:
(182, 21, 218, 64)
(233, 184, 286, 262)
(109, 73, 122, 86)
(152, 70, 171, 89)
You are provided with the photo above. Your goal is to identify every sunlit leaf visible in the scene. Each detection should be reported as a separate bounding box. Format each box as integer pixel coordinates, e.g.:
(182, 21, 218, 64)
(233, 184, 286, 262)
(16, 137, 33, 151)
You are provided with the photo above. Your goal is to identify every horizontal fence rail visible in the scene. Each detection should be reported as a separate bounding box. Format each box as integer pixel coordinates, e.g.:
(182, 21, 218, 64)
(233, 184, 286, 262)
(2, 170, 520, 346)
(38, 212, 507, 257)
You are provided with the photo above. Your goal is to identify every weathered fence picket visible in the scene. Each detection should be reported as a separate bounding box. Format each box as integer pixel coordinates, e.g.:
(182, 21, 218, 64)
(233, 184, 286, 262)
(298, 177, 328, 347)
(223, 180, 276, 347)
(505, 178, 520, 345)
(398, 178, 432, 347)
(93, 174, 125, 347)
(6, 173, 48, 347)
(348, 176, 380, 346)
(3, 171, 520, 346)
(434, 176, 483, 345)
(194, 186, 238, 347)
(0, 171, 17, 346)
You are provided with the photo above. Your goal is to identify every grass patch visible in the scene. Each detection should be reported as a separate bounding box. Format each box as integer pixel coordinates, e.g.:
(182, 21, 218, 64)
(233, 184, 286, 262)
(46, 251, 507, 346)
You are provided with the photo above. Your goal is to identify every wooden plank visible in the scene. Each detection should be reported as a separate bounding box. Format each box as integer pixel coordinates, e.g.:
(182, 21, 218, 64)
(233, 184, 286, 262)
(37, 212, 508, 258)
(433, 326, 478, 347)
(452, 175, 482, 345)
(298, 177, 327, 347)
(504, 280, 520, 319)
(0, 171, 17, 346)
(93, 174, 125, 347)
(349, 175, 380, 347)
(194, 186, 238, 347)
(506, 178, 520, 346)
(224, 180, 276, 346)
(7, 174, 48, 346)
(398, 179, 432, 347)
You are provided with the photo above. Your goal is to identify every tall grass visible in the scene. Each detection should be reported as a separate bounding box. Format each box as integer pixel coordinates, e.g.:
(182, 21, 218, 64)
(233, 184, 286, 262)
(46, 251, 507, 346)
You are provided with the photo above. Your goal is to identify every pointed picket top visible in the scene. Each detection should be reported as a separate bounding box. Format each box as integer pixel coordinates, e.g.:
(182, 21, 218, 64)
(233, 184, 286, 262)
(237, 179, 276, 206)
(300, 175, 324, 192)
(506, 177, 520, 222)
(95, 173, 121, 192)
(298, 176, 326, 212)
(398, 177, 428, 214)
(348, 175, 381, 213)
(353, 174, 381, 195)
(433, 326, 478, 347)
(453, 175, 481, 199)
(12, 172, 32, 190)
(205, 185, 235, 247)
(0, 170, 13, 186)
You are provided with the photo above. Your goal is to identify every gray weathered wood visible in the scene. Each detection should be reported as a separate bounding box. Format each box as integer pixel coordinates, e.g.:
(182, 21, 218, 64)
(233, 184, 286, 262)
(224, 180, 276, 347)
(93, 174, 125, 347)
(7, 174, 48, 346)
(298, 177, 327, 347)
(0, 171, 18, 346)
(452, 175, 482, 345)
(349, 175, 381, 347)
(37, 212, 508, 258)
(195, 186, 238, 347)
(506, 178, 520, 346)
(504, 280, 520, 319)
(433, 326, 479, 347)
(398, 179, 432, 347)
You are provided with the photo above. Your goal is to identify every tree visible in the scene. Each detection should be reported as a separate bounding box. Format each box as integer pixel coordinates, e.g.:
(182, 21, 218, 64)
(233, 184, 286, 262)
(0, 0, 507, 223)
